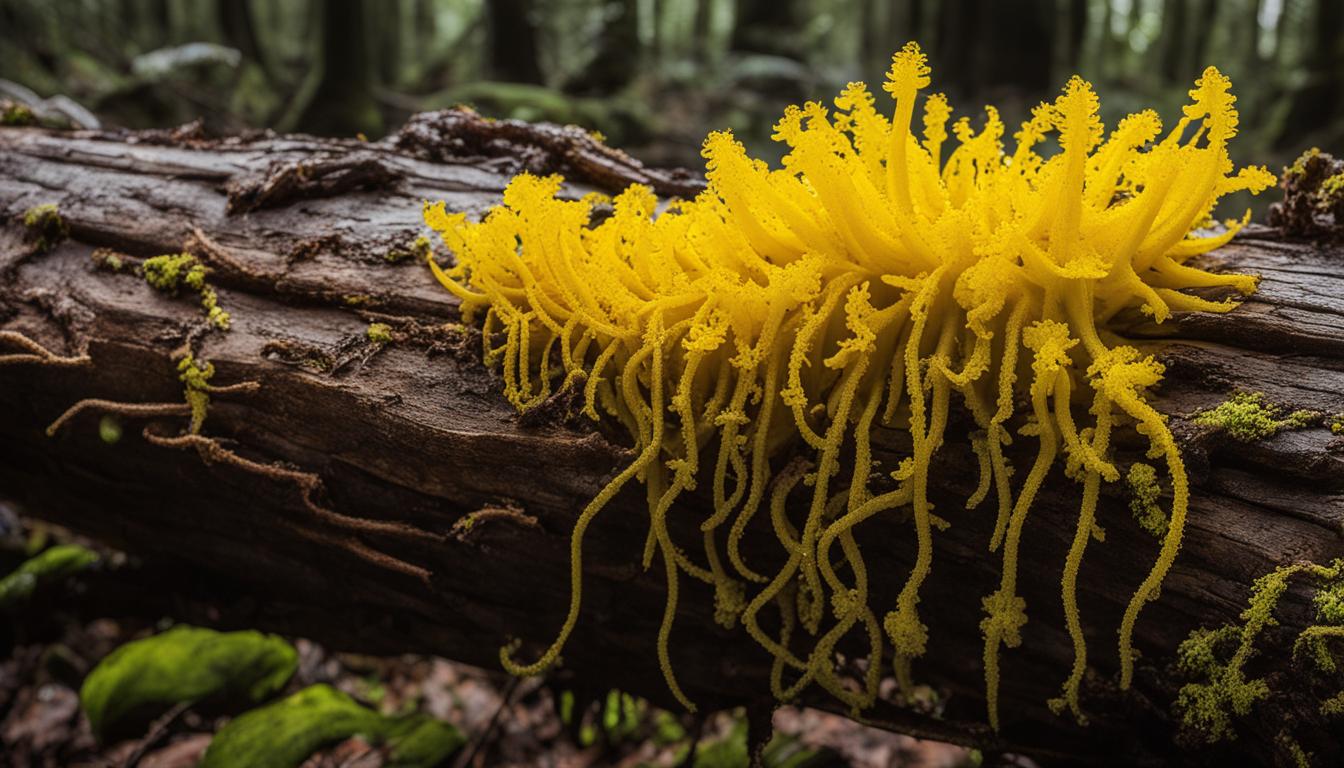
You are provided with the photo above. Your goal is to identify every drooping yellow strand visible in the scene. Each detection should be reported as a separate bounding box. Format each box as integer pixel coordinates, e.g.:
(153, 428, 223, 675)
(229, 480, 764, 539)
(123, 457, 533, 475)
(1054, 393, 1115, 723)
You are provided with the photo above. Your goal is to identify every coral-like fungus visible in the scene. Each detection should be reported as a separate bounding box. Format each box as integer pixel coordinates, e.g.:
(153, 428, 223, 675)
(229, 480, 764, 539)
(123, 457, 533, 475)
(423, 42, 1273, 727)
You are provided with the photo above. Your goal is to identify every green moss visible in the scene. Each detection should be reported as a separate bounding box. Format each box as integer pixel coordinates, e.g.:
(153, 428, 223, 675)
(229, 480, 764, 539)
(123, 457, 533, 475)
(1320, 173, 1344, 206)
(200, 683, 463, 768)
(1330, 414, 1343, 435)
(1174, 565, 1294, 743)
(92, 249, 124, 272)
(80, 626, 297, 742)
(141, 253, 230, 330)
(1176, 560, 1344, 745)
(385, 234, 432, 263)
(1284, 147, 1322, 180)
(0, 544, 98, 607)
(1126, 462, 1167, 537)
(1322, 692, 1344, 716)
(2, 102, 36, 126)
(141, 252, 199, 291)
(200, 286, 231, 330)
(366, 322, 394, 344)
(178, 354, 215, 434)
(22, 203, 69, 253)
(1193, 392, 1315, 442)
(1278, 733, 1312, 768)
(1315, 581, 1344, 625)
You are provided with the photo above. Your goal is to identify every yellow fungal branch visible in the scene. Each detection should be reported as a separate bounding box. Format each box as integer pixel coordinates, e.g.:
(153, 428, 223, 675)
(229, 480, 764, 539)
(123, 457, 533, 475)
(423, 42, 1273, 728)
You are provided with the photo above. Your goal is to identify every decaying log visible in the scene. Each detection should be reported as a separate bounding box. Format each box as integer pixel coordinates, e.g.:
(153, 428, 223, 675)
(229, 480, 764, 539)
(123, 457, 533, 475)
(1, 117, 1341, 766)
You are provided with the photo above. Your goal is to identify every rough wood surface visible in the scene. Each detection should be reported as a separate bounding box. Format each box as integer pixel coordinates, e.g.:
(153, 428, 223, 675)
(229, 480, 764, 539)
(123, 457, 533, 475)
(1, 118, 1341, 765)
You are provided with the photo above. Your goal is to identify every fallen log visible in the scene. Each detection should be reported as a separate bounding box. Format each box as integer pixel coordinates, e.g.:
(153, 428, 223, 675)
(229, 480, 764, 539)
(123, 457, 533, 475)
(1, 114, 1341, 765)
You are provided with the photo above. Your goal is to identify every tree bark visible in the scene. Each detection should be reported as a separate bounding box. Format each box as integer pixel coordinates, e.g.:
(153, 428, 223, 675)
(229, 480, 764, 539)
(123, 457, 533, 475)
(1, 119, 1342, 766)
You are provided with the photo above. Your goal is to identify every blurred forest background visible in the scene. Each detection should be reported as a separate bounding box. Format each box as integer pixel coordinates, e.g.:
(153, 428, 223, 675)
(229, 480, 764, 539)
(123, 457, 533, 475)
(2, 0, 1342, 203)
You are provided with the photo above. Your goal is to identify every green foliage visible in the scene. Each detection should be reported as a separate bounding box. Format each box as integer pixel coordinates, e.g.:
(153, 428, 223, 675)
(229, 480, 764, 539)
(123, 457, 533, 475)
(0, 544, 98, 607)
(22, 202, 69, 253)
(80, 626, 297, 741)
(201, 684, 463, 768)
(1192, 392, 1315, 442)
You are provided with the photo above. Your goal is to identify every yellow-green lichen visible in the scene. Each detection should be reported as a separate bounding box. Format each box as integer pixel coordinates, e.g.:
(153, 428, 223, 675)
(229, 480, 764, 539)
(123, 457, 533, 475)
(141, 253, 231, 330)
(22, 203, 69, 253)
(1176, 559, 1344, 746)
(366, 322, 393, 344)
(1126, 462, 1168, 537)
(1315, 580, 1344, 625)
(1278, 733, 1313, 768)
(1285, 148, 1323, 181)
(385, 234, 431, 263)
(1329, 414, 1343, 435)
(1192, 392, 1315, 442)
(1320, 173, 1344, 208)
(1292, 573, 1344, 717)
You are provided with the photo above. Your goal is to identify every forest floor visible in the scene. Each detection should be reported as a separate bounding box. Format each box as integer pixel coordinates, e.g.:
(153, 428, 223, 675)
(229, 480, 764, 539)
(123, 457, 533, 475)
(0, 507, 977, 768)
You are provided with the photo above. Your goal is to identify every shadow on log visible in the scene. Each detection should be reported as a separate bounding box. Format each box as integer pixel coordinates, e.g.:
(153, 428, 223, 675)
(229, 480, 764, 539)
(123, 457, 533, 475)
(1, 116, 1341, 765)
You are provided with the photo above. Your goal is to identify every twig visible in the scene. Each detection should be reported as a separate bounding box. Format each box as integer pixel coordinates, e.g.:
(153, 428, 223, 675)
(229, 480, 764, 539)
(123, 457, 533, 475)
(122, 700, 191, 768)
(676, 713, 707, 768)
(46, 400, 190, 437)
(453, 676, 522, 768)
(142, 429, 442, 546)
(0, 330, 90, 367)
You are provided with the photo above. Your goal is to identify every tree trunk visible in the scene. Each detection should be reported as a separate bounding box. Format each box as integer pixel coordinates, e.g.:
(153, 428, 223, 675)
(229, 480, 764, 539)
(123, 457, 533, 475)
(485, 0, 545, 85)
(281, 0, 383, 138)
(1, 119, 1341, 766)
(568, 0, 640, 95)
(1158, 0, 1188, 82)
